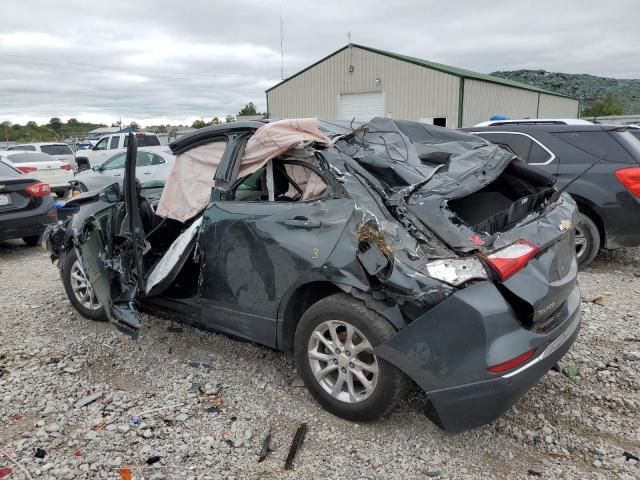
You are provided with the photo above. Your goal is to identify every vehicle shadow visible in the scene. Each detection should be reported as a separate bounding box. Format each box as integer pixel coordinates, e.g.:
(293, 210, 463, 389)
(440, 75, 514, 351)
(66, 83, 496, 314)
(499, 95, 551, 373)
(0, 239, 39, 257)
(587, 246, 640, 273)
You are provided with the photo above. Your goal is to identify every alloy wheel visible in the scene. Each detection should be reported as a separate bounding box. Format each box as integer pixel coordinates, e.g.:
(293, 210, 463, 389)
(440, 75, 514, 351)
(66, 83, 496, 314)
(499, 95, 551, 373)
(575, 224, 587, 260)
(307, 320, 379, 403)
(70, 259, 102, 311)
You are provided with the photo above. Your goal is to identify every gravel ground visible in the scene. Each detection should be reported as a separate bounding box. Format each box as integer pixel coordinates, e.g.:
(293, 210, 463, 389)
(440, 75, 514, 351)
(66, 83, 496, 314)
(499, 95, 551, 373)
(0, 241, 639, 480)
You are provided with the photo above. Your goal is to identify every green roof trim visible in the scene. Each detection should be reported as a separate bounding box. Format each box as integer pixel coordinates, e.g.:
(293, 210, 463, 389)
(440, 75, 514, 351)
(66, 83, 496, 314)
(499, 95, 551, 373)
(266, 44, 577, 100)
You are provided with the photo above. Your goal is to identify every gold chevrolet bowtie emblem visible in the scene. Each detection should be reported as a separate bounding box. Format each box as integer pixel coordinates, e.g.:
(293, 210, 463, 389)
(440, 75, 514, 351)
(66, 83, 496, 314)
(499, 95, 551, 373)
(559, 219, 572, 231)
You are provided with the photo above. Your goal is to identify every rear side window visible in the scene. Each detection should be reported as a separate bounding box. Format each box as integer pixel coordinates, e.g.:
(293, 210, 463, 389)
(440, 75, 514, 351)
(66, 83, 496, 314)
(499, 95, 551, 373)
(124, 135, 161, 147)
(551, 131, 634, 163)
(8, 145, 36, 152)
(475, 132, 553, 164)
(109, 137, 120, 149)
(40, 144, 73, 155)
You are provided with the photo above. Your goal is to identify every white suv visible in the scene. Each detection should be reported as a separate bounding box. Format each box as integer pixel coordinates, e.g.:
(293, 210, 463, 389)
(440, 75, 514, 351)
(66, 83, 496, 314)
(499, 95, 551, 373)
(6, 142, 76, 169)
(75, 132, 161, 171)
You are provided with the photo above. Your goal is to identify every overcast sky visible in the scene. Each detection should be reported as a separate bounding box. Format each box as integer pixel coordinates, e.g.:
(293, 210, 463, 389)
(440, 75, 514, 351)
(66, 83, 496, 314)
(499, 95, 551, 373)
(1, 0, 639, 126)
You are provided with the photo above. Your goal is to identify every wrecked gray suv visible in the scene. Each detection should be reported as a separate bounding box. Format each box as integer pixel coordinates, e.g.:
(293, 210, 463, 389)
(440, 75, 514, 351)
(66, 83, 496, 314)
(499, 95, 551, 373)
(45, 118, 581, 432)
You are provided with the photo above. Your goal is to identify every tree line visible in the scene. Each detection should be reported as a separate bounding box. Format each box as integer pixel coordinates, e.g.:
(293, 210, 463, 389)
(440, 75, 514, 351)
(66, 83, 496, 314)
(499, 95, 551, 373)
(1, 118, 104, 143)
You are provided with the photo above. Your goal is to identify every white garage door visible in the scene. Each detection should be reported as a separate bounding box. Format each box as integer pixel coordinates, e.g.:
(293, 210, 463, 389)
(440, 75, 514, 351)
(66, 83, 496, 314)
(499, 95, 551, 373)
(339, 92, 384, 121)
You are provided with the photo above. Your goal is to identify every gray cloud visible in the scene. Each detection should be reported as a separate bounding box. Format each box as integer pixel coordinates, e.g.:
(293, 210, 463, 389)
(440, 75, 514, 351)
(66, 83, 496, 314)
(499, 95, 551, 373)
(1, 0, 639, 125)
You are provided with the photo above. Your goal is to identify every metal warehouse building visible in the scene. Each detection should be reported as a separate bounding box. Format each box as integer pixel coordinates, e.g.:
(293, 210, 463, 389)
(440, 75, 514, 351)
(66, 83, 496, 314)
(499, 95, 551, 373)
(266, 44, 579, 127)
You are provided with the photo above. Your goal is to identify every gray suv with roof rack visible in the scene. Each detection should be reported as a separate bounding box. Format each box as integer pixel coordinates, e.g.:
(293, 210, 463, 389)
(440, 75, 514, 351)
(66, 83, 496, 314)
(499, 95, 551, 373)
(463, 124, 640, 267)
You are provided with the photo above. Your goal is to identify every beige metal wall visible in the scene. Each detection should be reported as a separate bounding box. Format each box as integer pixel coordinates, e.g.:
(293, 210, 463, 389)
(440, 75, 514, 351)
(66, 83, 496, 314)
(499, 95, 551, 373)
(462, 79, 540, 127)
(538, 93, 579, 118)
(267, 46, 461, 126)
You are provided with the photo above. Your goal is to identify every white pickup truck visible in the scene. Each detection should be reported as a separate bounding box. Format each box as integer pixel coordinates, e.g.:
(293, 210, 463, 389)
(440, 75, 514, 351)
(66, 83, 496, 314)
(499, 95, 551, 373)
(75, 132, 161, 171)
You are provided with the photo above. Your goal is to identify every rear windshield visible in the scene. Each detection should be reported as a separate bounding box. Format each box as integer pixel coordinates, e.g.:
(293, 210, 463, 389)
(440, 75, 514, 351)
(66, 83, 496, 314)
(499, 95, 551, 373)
(124, 135, 161, 147)
(41, 144, 73, 155)
(628, 130, 640, 141)
(7, 145, 36, 151)
(615, 131, 640, 163)
(0, 161, 20, 176)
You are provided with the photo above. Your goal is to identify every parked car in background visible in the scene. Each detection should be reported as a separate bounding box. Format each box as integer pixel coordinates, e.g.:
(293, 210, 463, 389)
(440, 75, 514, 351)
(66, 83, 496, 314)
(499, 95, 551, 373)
(73, 147, 174, 192)
(75, 132, 161, 171)
(474, 118, 593, 127)
(46, 120, 581, 432)
(0, 158, 57, 246)
(1, 152, 74, 198)
(463, 124, 640, 267)
(6, 142, 76, 170)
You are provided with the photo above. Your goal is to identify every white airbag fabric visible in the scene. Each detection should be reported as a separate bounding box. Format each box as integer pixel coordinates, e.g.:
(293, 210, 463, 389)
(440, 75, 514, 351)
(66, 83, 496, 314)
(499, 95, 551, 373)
(156, 119, 330, 222)
(145, 217, 203, 294)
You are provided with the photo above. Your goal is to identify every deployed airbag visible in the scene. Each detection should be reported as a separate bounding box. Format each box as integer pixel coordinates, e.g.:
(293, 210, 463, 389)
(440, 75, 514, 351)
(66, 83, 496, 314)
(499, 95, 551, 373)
(156, 119, 330, 222)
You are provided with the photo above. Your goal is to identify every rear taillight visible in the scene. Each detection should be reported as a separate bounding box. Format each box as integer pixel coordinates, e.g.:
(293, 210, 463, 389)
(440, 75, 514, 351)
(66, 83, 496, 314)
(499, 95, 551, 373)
(61, 163, 72, 171)
(487, 349, 536, 374)
(18, 166, 38, 174)
(615, 167, 640, 197)
(25, 182, 51, 197)
(485, 240, 540, 281)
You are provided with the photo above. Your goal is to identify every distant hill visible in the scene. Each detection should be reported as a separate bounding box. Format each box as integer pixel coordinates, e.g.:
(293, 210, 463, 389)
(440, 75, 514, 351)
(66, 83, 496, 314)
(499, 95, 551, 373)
(490, 70, 640, 115)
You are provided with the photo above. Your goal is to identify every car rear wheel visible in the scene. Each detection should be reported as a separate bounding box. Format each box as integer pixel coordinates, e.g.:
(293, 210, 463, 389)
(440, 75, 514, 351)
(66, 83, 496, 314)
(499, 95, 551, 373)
(294, 293, 408, 421)
(575, 212, 600, 268)
(22, 236, 40, 247)
(62, 249, 107, 321)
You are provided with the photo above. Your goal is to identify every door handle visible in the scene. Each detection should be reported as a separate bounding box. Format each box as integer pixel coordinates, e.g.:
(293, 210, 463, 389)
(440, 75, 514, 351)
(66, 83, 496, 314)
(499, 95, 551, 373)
(113, 173, 122, 177)
(285, 216, 322, 228)
(143, 172, 152, 175)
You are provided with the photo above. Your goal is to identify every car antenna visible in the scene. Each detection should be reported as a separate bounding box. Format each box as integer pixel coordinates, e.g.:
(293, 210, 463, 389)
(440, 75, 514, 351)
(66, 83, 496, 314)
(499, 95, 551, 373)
(549, 151, 607, 204)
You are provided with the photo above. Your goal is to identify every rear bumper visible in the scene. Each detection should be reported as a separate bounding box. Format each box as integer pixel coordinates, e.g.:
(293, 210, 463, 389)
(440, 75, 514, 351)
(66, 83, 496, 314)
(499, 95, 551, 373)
(599, 193, 640, 249)
(425, 307, 580, 432)
(0, 198, 57, 241)
(375, 280, 581, 433)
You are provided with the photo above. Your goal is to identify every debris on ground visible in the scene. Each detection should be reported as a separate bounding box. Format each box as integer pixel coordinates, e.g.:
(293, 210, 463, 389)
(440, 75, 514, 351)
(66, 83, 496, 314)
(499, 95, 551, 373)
(0, 468, 11, 479)
(258, 427, 272, 463)
(119, 466, 133, 480)
(74, 390, 104, 408)
(561, 363, 579, 378)
(548, 451, 571, 458)
(284, 423, 307, 470)
(527, 469, 542, 476)
(146, 455, 161, 465)
(623, 451, 639, 461)
(33, 448, 46, 459)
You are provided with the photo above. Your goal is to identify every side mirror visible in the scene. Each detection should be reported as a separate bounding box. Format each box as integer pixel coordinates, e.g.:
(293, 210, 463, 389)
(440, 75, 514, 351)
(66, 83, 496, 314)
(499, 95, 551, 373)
(92, 164, 103, 172)
(101, 182, 121, 203)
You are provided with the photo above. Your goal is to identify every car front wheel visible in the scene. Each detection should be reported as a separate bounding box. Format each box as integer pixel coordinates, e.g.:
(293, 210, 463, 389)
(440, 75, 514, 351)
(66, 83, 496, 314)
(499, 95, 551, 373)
(62, 249, 107, 321)
(294, 293, 408, 421)
(22, 236, 40, 247)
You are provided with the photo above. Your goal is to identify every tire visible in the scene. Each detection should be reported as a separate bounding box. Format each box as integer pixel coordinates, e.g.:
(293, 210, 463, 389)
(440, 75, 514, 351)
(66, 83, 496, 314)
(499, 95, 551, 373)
(575, 212, 600, 268)
(62, 249, 107, 321)
(22, 236, 40, 247)
(294, 293, 408, 422)
(76, 159, 90, 172)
